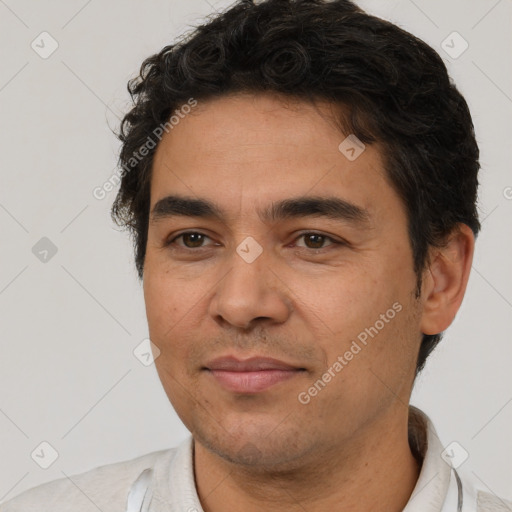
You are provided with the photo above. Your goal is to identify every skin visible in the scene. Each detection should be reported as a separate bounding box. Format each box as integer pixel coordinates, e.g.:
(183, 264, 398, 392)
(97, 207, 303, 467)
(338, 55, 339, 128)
(143, 92, 475, 512)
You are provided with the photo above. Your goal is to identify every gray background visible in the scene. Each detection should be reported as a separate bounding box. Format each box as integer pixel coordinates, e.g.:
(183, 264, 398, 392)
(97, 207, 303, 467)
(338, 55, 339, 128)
(0, 0, 511, 503)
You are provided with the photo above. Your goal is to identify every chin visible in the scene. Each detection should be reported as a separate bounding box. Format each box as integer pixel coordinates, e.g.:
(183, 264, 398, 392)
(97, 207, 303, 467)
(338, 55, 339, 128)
(191, 413, 318, 471)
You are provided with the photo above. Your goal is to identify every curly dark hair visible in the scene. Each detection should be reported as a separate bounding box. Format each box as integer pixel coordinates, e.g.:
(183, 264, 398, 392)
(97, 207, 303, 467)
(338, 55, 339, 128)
(111, 0, 480, 377)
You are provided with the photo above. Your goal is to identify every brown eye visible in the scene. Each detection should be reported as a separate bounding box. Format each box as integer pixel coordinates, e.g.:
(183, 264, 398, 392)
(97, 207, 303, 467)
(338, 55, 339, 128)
(296, 233, 334, 249)
(180, 232, 207, 248)
(166, 232, 211, 249)
(303, 234, 326, 249)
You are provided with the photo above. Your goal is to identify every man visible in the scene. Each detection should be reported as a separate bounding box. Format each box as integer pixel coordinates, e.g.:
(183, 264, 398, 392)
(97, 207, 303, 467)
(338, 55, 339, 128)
(2, 0, 510, 511)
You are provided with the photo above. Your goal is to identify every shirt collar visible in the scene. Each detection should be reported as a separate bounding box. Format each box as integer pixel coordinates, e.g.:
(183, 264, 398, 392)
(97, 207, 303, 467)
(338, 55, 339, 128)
(403, 405, 454, 512)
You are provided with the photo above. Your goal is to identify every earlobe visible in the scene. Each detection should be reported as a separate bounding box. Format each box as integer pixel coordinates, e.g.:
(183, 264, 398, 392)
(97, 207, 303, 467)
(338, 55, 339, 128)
(420, 224, 475, 336)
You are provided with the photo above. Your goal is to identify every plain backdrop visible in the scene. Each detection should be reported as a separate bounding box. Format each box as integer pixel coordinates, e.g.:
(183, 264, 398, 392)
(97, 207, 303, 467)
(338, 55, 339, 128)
(0, 0, 511, 503)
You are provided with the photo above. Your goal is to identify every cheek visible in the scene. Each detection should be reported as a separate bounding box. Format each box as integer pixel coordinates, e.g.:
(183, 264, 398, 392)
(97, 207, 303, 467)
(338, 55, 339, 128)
(287, 254, 417, 380)
(144, 275, 176, 337)
(143, 265, 207, 333)
(143, 266, 220, 385)
(289, 265, 399, 337)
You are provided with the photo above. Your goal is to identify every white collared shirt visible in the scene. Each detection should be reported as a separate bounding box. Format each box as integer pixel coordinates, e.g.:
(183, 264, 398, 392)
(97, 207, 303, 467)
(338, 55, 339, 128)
(2, 406, 510, 511)
(405, 406, 474, 512)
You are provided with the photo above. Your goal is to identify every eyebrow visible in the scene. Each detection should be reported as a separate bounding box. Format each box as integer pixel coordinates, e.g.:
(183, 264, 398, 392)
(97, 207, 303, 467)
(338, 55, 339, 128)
(150, 194, 371, 227)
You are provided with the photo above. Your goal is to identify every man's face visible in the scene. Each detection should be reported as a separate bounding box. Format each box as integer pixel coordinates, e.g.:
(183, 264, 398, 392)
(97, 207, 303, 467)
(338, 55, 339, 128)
(144, 93, 423, 468)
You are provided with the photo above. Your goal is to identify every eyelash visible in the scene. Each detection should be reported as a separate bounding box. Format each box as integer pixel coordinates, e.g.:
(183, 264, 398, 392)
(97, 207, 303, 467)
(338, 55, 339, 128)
(165, 231, 344, 252)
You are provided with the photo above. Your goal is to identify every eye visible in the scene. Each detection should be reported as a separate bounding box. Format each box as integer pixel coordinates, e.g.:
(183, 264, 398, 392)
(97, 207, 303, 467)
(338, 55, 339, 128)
(294, 232, 340, 250)
(167, 232, 213, 249)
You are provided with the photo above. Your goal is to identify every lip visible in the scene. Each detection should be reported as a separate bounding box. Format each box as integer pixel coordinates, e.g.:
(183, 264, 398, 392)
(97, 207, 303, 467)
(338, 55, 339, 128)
(206, 356, 300, 372)
(204, 356, 305, 393)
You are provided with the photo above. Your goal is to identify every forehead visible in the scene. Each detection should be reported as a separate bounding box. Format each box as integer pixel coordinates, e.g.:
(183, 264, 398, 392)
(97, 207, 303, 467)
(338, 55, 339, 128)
(150, 93, 395, 220)
(154, 92, 360, 164)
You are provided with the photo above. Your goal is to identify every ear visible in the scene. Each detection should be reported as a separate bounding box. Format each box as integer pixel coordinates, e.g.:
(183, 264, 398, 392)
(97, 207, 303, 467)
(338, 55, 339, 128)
(420, 224, 475, 336)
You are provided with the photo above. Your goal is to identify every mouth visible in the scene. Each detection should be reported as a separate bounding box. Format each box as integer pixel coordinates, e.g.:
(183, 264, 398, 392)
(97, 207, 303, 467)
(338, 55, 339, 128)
(203, 356, 306, 393)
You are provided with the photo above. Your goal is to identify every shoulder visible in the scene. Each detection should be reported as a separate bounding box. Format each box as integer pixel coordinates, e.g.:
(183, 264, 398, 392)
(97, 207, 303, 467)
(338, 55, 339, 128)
(477, 490, 512, 512)
(0, 447, 177, 512)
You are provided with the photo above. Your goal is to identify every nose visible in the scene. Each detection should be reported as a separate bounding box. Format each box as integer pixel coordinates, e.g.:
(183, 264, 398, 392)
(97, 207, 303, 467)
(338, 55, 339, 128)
(208, 247, 292, 330)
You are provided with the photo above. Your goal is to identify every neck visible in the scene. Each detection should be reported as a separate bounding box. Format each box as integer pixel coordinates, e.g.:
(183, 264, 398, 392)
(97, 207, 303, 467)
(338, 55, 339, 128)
(194, 407, 422, 512)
